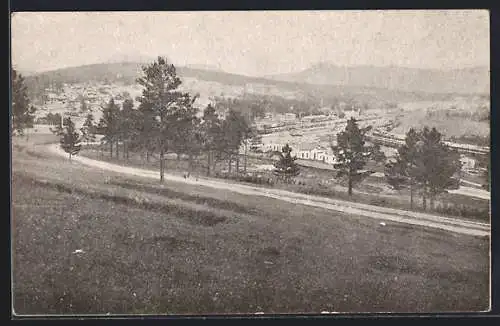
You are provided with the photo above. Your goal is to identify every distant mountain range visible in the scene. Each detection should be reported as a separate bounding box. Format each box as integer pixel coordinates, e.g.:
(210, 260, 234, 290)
(23, 61, 488, 109)
(185, 64, 224, 72)
(104, 53, 157, 64)
(266, 63, 490, 94)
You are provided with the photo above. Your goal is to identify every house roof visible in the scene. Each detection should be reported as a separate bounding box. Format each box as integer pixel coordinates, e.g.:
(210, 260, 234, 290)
(293, 142, 320, 152)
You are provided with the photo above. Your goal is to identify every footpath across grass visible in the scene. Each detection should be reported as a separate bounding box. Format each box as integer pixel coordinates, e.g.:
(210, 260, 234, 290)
(12, 143, 490, 314)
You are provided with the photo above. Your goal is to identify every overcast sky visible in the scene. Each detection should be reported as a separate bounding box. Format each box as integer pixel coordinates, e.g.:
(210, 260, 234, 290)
(11, 10, 489, 76)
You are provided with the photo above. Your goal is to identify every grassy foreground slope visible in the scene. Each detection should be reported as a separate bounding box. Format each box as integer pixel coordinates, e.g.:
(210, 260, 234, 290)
(12, 136, 489, 314)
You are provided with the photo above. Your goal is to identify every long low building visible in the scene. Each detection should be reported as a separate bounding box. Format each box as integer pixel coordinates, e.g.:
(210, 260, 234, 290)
(251, 141, 339, 165)
(367, 132, 489, 156)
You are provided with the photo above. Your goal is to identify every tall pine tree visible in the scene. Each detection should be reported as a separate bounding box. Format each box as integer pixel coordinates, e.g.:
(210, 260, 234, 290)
(273, 144, 300, 184)
(98, 98, 120, 157)
(136, 56, 196, 182)
(332, 117, 385, 196)
(12, 68, 36, 136)
(386, 127, 462, 210)
(80, 113, 96, 144)
(385, 128, 420, 209)
(221, 109, 251, 175)
(118, 98, 142, 160)
(60, 117, 82, 161)
(200, 104, 223, 177)
(416, 127, 461, 210)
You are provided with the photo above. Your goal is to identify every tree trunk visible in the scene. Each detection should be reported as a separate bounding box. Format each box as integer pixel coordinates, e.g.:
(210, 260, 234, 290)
(146, 150, 150, 162)
(212, 153, 217, 174)
(410, 181, 414, 210)
(422, 193, 427, 210)
(236, 154, 240, 174)
(110, 141, 113, 158)
(244, 143, 248, 173)
(69, 152, 72, 161)
(188, 153, 193, 173)
(348, 171, 353, 196)
(116, 140, 119, 158)
(207, 151, 211, 176)
(160, 147, 165, 182)
(228, 155, 232, 174)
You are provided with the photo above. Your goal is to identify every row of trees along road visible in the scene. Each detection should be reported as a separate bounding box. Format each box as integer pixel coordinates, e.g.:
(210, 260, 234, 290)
(79, 57, 255, 182)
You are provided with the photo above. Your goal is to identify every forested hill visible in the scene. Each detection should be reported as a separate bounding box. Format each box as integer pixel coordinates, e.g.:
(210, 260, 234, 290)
(23, 62, 483, 105)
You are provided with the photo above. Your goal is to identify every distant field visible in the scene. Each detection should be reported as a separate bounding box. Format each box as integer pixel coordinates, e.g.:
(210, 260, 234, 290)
(393, 103, 489, 139)
(12, 141, 490, 314)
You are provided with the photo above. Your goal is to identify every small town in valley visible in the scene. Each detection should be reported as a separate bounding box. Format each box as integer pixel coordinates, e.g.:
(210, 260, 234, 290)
(11, 10, 490, 316)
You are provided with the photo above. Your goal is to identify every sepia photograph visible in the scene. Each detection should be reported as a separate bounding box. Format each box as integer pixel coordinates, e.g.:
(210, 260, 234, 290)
(10, 10, 490, 315)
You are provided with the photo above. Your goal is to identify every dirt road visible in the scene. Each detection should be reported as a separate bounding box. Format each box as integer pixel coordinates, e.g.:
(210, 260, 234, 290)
(47, 144, 490, 238)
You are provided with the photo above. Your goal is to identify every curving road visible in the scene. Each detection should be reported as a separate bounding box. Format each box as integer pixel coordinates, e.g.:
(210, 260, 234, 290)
(47, 144, 490, 238)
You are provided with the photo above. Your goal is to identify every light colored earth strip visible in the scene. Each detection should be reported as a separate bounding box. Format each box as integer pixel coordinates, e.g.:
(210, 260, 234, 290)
(461, 179, 484, 187)
(47, 144, 490, 238)
(372, 172, 490, 200)
(449, 187, 490, 200)
(274, 189, 490, 231)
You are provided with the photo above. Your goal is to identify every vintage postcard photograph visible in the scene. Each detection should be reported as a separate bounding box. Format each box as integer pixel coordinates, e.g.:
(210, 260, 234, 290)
(10, 10, 490, 315)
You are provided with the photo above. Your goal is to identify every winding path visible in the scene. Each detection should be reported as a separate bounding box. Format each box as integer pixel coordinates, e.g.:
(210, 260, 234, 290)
(47, 144, 490, 238)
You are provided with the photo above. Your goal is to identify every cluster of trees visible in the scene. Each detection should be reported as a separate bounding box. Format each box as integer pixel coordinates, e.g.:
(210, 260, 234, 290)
(75, 101, 468, 210)
(211, 95, 267, 121)
(79, 57, 256, 182)
(385, 127, 462, 210)
(36, 112, 63, 126)
(12, 68, 37, 136)
(270, 117, 464, 213)
(217, 93, 323, 117)
(24, 73, 64, 104)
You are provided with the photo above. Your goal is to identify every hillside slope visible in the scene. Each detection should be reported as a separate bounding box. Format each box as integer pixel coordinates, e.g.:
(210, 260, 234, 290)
(24, 62, 475, 105)
(268, 63, 489, 95)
